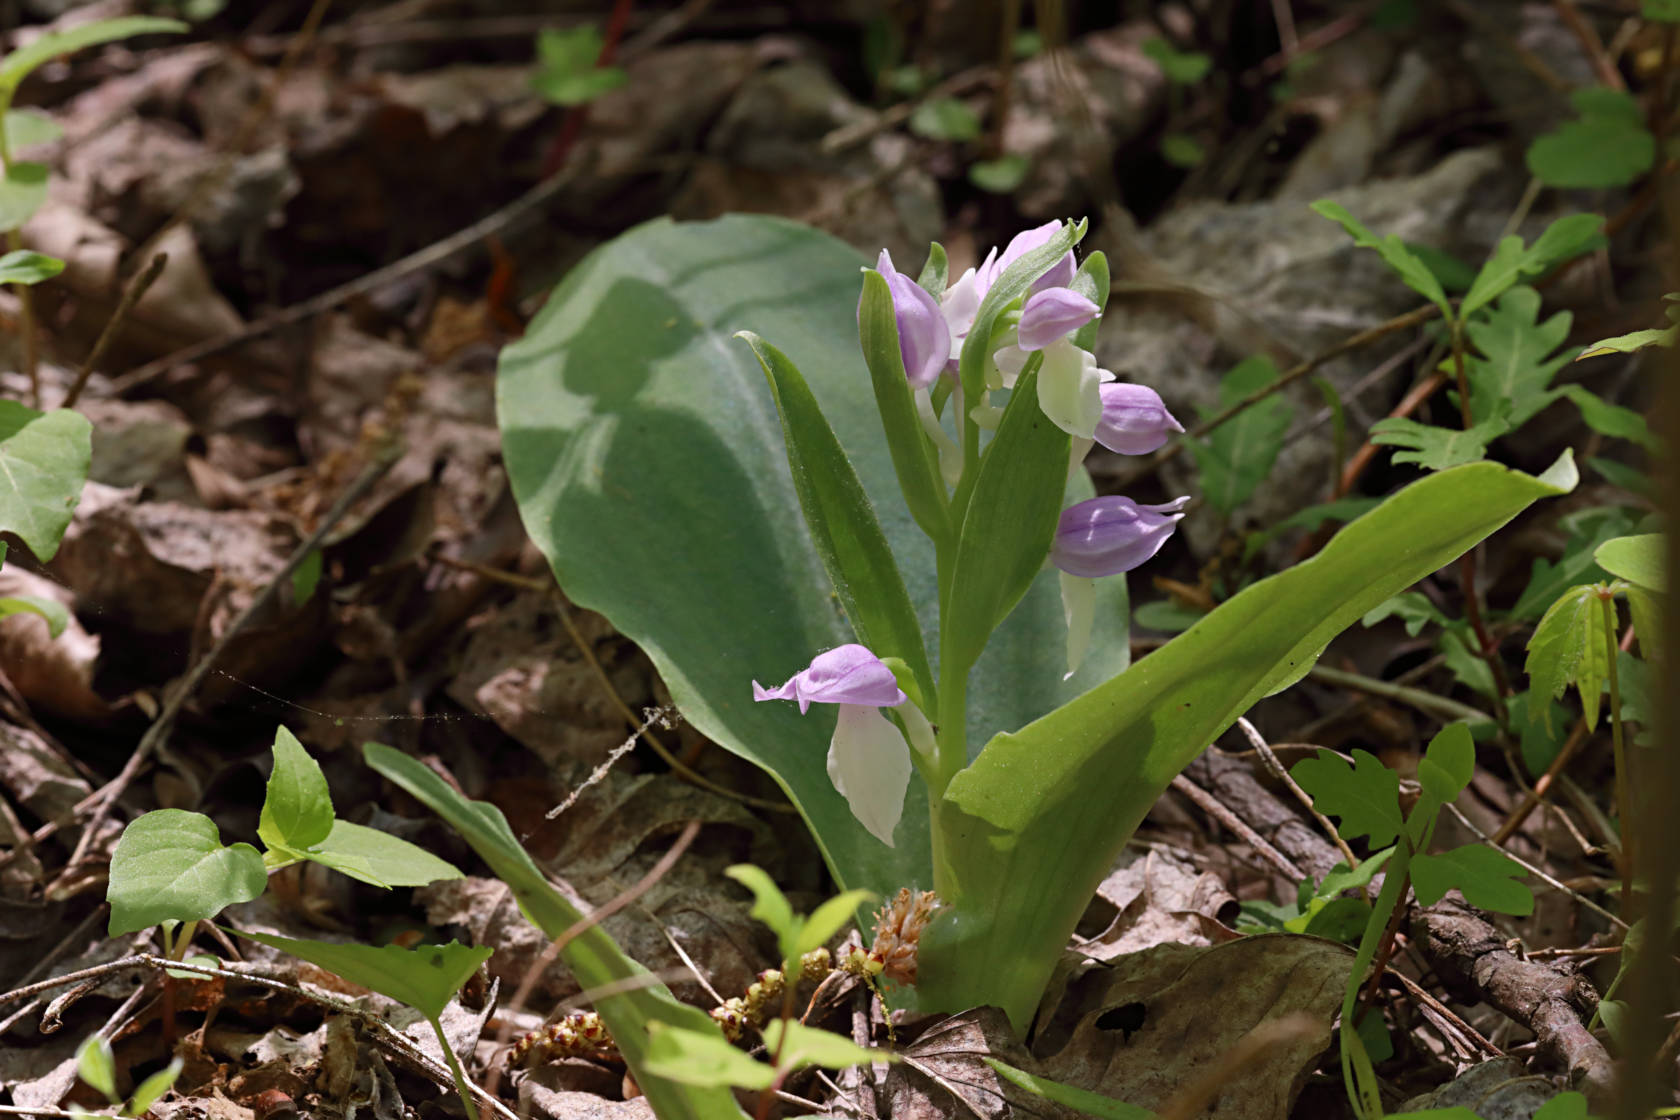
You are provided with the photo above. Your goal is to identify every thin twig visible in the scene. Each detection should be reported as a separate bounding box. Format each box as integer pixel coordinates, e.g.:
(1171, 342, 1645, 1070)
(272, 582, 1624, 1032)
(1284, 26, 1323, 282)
(1236, 718, 1362, 887)
(1114, 302, 1440, 491)
(1171, 774, 1305, 880)
(1551, 0, 1624, 90)
(1, 449, 399, 874)
(108, 165, 580, 397)
(1390, 969, 1502, 1058)
(60, 253, 167, 409)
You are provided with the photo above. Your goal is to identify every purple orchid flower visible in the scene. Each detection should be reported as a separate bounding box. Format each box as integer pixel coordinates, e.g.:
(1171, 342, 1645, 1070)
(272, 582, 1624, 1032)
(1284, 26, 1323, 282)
(1050, 495, 1189, 679)
(1093, 383, 1183, 456)
(872, 250, 950, 389)
(753, 644, 911, 846)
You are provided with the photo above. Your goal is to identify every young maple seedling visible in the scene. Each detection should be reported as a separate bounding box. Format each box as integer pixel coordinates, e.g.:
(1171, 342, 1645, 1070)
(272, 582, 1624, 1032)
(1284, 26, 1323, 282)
(642, 867, 885, 1103)
(1293, 724, 1533, 1118)
(107, 726, 461, 957)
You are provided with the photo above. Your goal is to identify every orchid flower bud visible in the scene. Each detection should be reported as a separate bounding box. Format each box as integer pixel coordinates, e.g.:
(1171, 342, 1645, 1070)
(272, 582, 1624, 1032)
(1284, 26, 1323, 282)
(1051, 495, 1189, 678)
(873, 250, 950, 389)
(1092, 383, 1184, 456)
(1049, 495, 1190, 578)
(1017, 288, 1100, 352)
(752, 644, 911, 846)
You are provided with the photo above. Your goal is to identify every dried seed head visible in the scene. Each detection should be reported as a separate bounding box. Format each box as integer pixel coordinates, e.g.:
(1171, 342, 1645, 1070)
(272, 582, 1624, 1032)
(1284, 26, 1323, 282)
(868, 888, 940, 986)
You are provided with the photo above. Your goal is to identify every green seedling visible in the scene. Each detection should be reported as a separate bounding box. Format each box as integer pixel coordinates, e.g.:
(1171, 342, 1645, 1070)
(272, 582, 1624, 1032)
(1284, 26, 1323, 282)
(530, 25, 627, 107)
(73, 1034, 183, 1118)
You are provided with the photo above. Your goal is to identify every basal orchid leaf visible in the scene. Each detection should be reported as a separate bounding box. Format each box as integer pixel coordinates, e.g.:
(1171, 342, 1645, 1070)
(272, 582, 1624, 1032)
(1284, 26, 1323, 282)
(496, 215, 1129, 899)
(919, 454, 1575, 1028)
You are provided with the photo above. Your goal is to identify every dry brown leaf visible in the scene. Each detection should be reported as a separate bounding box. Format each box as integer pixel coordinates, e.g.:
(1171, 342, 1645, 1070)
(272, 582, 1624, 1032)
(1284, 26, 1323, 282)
(884, 1007, 1075, 1120)
(0, 568, 106, 722)
(1078, 849, 1239, 961)
(1032, 935, 1351, 1120)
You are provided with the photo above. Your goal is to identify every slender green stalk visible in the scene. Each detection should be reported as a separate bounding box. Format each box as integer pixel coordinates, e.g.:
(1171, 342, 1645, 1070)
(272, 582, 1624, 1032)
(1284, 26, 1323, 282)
(429, 1016, 479, 1120)
(0, 112, 39, 407)
(1601, 591, 1632, 904)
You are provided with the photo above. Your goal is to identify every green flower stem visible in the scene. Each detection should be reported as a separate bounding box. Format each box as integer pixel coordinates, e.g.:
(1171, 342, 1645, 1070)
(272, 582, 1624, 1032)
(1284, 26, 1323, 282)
(1601, 591, 1632, 903)
(1307, 664, 1489, 724)
(0, 126, 39, 408)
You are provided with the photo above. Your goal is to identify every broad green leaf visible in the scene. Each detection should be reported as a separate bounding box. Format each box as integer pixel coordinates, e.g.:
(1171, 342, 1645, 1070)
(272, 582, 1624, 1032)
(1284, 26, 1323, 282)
(1559, 387, 1653, 450)
(1405, 241, 1475, 292)
(0, 18, 186, 101)
(920, 454, 1574, 1027)
(362, 743, 749, 1120)
(1244, 496, 1381, 564)
(305, 820, 461, 888)
(1417, 722, 1474, 805)
(0, 401, 91, 562)
(238, 930, 490, 1019)
(0, 593, 68, 636)
(908, 97, 981, 141)
(76, 1035, 116, 1100)
(1292, 749, 1404, 847)
(1369, 416, 1499, 471)
(1531, 1092, 1591, 1120)
(985, 1059, 1161, 1120)
(1648, 0, 1680, 20)
(740, 332, 933, 703)
(1585, 456, 1651, 497)
(1311, 200, 1450, 318)
(257, 726, 334, 852)
(724, 864, 799, 963)
(291, 548, 322, 605)
(1525, 585, 1595, 732)
(1362, 591, 1447, 637)
(107, 810, 266, 935)
(1354, 1010, 1393, 1063)
(3, 108, 61, 150)
(0, 161, 47, 233)
(969, 155, 1030, 194)
(943, 368, 1068, 678)
(1464, 287, 1574, 432)
(798, 888, 874, 957)
(761, 1019, 886, 1072)
(124, 1057, 182, 1117)
(0, 249, 63, 285)
(857, 268, 948, 538)
(1185, 355, 1292, 515)
(1461, 214, 1602, 316)
(1595, 533, 1663, 591)
(1141, 37, 1211, 83)
(643, 1022, 775, 1090)
(1506, 690, 1572, 773)
(529, 26, 627, 105)
(1411, 844, 1533, 915)
(1509, 506, 1634, 620)
(1439, 625, 1496, 700)
(1526, 89, 1655, 189)
(497, 215, 1128, 900)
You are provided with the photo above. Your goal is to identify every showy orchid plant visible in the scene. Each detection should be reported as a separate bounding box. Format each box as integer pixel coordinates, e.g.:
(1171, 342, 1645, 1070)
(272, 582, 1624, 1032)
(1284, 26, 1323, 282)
(724, 216, 1574, 1029)
(748, 221, 1187, 847)
(499, 211, 1574, 1035)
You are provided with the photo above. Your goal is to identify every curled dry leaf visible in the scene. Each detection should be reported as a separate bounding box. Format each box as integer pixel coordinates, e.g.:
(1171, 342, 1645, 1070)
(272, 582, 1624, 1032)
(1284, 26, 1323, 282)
(1032, 935, 1351, 1120)
(1078, 848, 1240, 961)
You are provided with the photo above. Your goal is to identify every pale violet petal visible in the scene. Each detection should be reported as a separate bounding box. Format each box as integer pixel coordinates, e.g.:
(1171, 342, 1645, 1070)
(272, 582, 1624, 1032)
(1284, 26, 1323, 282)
(1017, 288, 1099, 351)
(1059, 572, 1096, 681)
(827, 704, 912, 847)
(1036, 339, 1104, 438)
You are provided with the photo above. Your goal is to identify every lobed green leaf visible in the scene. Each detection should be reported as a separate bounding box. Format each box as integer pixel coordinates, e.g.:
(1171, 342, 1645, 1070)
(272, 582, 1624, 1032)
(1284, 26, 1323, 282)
(1292, 749, 1405, 847)
(1411, 844, 1533, 915)
(1310, 200, 1450, 318)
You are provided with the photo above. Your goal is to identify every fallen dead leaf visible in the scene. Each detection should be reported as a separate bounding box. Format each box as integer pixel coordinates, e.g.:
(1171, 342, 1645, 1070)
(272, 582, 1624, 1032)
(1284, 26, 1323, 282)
(1077, 848, 1241, 961)
(885, 1007, 1075, 1120)
(0, 568, 107, 722)
(1032, 935, 1351, 1120)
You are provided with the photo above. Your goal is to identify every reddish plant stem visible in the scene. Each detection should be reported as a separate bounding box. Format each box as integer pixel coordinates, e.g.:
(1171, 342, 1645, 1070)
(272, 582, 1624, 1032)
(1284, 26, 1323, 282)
(1333, 369, 1447, 498)
(539, 0, 634, 179)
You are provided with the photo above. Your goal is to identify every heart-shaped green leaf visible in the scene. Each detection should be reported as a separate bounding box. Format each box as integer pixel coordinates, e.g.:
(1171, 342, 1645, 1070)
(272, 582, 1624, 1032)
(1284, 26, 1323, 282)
(258, 726, 334, 852)
(107, 810, 266, 935)
(0, 401, 91, 562)
(496, 215, 1129, 898)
